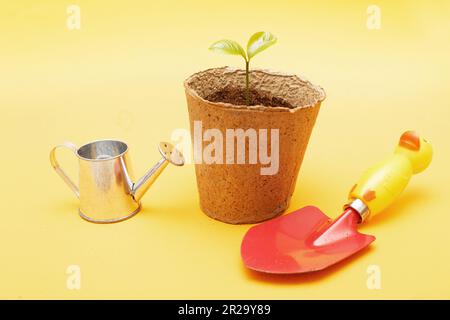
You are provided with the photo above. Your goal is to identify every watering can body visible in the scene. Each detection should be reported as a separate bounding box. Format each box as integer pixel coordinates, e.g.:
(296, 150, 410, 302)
(77, 143, 140, 222)
(50, 140, 184, 223)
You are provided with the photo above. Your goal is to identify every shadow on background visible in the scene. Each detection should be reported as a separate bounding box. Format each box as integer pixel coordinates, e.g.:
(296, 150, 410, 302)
(364, 186, 434, 227)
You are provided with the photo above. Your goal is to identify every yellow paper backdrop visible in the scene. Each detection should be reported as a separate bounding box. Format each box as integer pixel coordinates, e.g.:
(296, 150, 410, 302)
(1, 0, 449, 299)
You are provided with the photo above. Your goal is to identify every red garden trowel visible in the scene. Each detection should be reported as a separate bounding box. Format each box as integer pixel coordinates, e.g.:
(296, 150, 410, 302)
(241, 131, 432, 274)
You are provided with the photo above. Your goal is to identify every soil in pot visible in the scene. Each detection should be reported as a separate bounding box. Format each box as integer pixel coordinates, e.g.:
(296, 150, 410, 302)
(205, 88, 294, 109)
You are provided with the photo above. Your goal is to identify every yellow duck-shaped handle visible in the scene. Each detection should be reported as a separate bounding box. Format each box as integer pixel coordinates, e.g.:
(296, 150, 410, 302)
(348, 131, 432, 219)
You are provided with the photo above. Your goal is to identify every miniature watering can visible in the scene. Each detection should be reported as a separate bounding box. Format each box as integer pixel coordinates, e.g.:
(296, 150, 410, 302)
(50, 140, 184, 223)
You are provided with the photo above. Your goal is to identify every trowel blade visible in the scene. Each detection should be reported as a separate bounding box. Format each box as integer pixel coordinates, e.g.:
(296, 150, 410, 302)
(241, 206, 375, 274)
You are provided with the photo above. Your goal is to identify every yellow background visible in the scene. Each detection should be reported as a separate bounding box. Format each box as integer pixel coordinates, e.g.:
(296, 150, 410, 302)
(1, 0, 449, 299)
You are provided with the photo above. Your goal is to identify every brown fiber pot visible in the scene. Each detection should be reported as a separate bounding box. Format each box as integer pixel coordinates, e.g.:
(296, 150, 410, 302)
(184, 67, 325, 224)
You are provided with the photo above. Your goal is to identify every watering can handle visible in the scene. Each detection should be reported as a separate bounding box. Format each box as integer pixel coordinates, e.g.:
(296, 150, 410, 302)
(346, 131, 432, 221)
(50, 142, 80, 198)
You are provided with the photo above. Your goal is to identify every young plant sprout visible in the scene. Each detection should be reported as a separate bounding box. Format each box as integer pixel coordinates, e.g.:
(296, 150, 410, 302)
(209, 31, 277, 105)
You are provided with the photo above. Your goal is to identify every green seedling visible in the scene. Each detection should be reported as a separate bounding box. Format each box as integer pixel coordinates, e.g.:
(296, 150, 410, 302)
(209, 31, 277, 105)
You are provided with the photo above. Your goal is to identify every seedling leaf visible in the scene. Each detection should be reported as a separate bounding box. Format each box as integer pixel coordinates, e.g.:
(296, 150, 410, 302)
(209, 39, 247, 60)
(247, 31, 277, 60)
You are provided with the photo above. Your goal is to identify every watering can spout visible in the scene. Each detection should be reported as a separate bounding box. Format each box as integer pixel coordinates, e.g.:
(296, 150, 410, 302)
(130, 142, 185, 202)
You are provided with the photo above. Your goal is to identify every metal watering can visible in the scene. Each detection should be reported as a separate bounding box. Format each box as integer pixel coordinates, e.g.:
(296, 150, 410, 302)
(50, 140, 184, 223)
